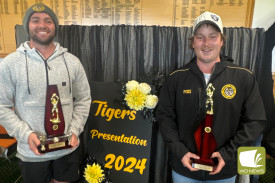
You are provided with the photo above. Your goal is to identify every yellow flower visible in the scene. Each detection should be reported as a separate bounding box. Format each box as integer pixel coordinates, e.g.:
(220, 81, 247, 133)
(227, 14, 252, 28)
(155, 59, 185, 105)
(84, 163, 105, 183)
(124, 88, 147, 111)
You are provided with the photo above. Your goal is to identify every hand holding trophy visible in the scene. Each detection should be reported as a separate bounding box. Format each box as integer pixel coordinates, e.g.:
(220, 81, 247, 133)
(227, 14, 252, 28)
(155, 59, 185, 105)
(38, 85, 72, 153)
(192, 83, 217, 171)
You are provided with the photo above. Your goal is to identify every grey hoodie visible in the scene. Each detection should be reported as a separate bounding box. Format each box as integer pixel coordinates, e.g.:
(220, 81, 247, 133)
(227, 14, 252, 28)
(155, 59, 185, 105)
(0, 42, 91, 162)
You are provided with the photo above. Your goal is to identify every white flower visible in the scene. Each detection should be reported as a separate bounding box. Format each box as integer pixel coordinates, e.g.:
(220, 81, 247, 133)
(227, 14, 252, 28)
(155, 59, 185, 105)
(138, 83, 151, 94)
(126, 80, 139, 91)
(145, 95, 158, 109)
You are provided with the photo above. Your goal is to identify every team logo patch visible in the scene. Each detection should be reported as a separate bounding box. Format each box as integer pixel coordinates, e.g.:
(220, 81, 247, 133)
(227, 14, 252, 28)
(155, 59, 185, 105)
(211, 14, 219, 22)
(221, 84, 236, 99)
(33, 4, 45, 12)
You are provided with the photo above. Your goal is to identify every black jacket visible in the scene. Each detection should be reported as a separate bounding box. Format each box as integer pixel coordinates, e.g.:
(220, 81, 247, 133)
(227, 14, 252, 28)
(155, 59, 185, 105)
(156, 57, 266, 180)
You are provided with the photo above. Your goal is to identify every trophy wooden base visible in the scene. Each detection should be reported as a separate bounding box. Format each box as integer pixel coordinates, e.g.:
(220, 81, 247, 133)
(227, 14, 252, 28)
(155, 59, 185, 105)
(38, 133, 72, 153)
(192, 159, 214, 172)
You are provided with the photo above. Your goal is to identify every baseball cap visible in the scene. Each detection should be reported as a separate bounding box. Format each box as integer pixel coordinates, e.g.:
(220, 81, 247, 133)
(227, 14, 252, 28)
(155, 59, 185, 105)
(192, 11, 223, 35)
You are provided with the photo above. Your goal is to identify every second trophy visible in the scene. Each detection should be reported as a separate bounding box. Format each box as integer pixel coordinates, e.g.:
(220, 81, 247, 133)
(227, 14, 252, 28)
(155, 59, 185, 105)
(192, 83, 217, 171)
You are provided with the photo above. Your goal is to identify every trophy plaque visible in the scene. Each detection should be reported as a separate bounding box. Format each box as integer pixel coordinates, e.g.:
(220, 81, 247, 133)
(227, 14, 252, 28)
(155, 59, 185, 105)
(38, 85, 72, 153)
(192, 83, 217, 171)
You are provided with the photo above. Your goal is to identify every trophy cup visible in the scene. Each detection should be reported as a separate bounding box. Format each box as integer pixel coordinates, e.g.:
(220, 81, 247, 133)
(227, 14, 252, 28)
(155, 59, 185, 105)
(38, 85, 72, 153)
(192, 83, 217, 171)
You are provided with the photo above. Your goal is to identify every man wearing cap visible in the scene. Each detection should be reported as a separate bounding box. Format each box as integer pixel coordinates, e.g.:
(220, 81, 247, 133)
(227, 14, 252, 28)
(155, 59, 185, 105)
(0, 3, 91, 183)
(156, 11, 266, 182)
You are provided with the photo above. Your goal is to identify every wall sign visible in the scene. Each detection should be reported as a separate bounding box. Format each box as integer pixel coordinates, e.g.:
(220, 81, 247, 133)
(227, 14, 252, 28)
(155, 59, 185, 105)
(1, 0, 254, 54)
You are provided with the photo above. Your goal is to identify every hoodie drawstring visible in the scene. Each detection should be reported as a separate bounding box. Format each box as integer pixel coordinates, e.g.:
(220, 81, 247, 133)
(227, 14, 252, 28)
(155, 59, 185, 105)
(63, 53, 72, 94)
(24, 50, 31, 94)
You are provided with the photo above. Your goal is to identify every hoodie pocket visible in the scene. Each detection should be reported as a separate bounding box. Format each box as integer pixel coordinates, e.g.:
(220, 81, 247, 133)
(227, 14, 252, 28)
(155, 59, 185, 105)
(24, 98, 72, 107)
(24, 101, 45, 107)
(60, 98, 72, 106)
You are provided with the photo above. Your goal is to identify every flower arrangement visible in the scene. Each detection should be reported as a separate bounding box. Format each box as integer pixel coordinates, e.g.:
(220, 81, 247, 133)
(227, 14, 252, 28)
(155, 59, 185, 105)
(120, 69, 165, 121)
(123, 80, 158, 111)
(84, 163, 105, 183)
(80, 154, 112, 183)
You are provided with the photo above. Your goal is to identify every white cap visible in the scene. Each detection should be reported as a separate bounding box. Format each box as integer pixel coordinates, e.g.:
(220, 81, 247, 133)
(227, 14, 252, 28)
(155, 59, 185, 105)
(192, 11, 223, 35)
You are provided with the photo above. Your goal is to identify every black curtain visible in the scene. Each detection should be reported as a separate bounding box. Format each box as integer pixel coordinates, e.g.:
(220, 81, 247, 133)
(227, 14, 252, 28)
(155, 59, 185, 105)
(56, 25, 194, 82)
(15, 25, 273, 182)
(56, 26, 267, 81)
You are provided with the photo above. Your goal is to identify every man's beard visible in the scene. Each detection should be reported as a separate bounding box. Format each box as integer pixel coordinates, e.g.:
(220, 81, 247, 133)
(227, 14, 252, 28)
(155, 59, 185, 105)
(30, 33, 55, 45)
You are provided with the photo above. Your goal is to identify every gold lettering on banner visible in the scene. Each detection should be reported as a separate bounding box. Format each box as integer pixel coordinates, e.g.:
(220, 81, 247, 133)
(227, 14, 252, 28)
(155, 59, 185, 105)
(93, 100, 136, 121)
(49, 142, 66, 149)
(90, 129, 147, 147)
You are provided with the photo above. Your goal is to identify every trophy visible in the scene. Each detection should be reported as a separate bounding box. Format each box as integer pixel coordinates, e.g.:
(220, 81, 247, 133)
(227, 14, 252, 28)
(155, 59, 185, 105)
(192, 83, 217, 171)
(38, 85, 72, 153)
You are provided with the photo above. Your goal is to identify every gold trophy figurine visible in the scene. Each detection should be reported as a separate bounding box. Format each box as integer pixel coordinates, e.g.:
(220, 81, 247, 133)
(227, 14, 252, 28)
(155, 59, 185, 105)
(50, 93, 61, 124)
(205, 84, 215, 115)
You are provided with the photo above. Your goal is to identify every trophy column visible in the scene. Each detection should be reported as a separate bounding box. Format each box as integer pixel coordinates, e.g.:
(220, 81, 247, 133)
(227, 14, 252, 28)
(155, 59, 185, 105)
(38, 85, 72, 153)
(192, 83, 217, 171)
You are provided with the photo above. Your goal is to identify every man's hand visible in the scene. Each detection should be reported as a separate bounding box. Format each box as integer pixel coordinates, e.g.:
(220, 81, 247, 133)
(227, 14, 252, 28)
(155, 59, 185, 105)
(28, 133, 42, 155)
(70, 133, 79, 148)
(181, 152, 200, 171)
(209, 152, 225, 175)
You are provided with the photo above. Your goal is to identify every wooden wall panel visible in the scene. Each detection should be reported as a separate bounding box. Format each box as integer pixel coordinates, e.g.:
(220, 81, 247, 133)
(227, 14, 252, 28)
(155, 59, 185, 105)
(0, 0, 255, 55)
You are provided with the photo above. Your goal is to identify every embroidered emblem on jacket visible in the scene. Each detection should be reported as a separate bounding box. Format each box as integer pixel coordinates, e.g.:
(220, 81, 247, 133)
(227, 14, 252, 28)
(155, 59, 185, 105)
(221, 84, 236, 99)
(183, 89, 191, 94)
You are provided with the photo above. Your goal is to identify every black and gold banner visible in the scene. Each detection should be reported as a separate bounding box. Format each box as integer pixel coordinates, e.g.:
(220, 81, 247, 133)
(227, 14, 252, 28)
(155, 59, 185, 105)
(85, 82, 152, 183)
